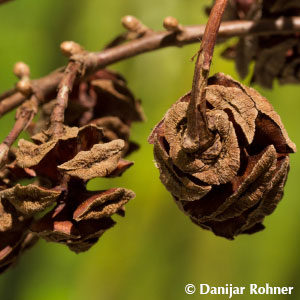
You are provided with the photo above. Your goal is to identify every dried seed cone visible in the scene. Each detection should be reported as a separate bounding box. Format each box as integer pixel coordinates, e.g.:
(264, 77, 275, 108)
(29, 69, 145, 157)
(0, 68, 143, 273)
(149, 73, 296, 239)
(0, 124, 136, 273)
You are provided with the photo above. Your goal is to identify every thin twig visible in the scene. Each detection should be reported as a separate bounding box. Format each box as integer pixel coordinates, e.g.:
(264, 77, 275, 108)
(183, 0, 228, 152)
(0, 88, 16, 101)
(49, 61, 81, 136)
(0, 95, 38, 166)
(0, 68, 64, 117)
(1, 17, 300, 118)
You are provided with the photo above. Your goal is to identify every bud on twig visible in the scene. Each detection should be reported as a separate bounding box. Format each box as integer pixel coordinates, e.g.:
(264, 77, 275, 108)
(121, 15, 150, 35)
(13, 62, 32, 96)
(60, 41, 84, 57)
(163, 16, 183, 32)
(13, 62, 30, 79)
(16, 79, 32, 96)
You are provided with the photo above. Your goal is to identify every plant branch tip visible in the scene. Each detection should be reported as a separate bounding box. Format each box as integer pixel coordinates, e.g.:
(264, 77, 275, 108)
(13, 62, 30, 79)
(16, 79, 32, 96)
(163, 16, 183, 32)
(121, 15, 150, 35)
(60, 41, 84, 57)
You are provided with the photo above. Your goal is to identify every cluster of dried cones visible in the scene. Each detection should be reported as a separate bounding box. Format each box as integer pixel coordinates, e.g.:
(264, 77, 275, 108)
(149, 73, 296, 239)
(208, 0, 300, 88)
(0, 68, 144, 273)
(0, 0, 298, 276)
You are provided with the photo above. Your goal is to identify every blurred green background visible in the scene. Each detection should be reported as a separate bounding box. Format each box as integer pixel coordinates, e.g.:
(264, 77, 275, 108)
(0, 0, 299, 299)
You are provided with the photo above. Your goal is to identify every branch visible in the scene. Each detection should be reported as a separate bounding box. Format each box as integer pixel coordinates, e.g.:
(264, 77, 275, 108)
(0, 95, 38, 167)
(0, 88, 16, 101)
(183, 0, 228, 152)
(50, 61, 81, 136)
(1, 17, 300, 117)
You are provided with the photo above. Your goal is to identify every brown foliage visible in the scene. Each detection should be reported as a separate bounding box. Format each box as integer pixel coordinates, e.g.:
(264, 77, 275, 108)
(0, 69, 142, 273)
(210, 0, 300, 87)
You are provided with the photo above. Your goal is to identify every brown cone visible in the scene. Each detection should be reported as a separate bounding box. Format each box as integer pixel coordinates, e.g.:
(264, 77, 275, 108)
(0, 123, 136, 273)
(29, 69, 145, 157)
(149, 73, 296, 239)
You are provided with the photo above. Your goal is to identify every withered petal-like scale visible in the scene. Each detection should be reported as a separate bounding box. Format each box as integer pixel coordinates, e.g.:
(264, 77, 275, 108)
(243, 85, 296, 154)
(240, 156, 290, 232)
(153, 134, 211, 201)
(162, 100, 240, 185)
(192, 110, 240, 185)
(67, 218, 116, 253)
(214, 145, 278, 222)
(197, 155, 288, 240)
(0, 200, 15, 232)
(179, 145, 278, 224)
(58, 140, 125, 180)
(1, 184, 61, 216)
(91, 117, 130, 142)
(73, 188, 135, 221)
(90, 117, 138, 156)
(17, 125, 103, 169)
(30, 204, 80, 242)
(205, 75, 258, 144)
(32, 220, 80, 243)
(91, 78, 145, 123)
(16, 125, 104, 182)
(108, 159, 134, 177)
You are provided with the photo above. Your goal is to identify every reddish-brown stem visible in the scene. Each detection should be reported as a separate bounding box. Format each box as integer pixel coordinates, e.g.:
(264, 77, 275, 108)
(183, 0, 228, 152)
(1, 17, 300, 118)
(50, 61, 81, 136)
(0, 95, 38, 166)
(4, 95, 38, 147)
(0, 68, 64, 117)
(0, 88, 16, 101)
